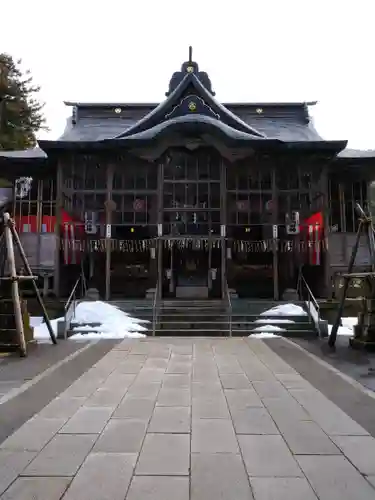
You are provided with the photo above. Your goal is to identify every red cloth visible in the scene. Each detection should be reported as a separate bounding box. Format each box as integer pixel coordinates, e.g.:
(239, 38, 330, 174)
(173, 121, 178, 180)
(303, 212, 323, 265)
(14, 212, 84, 265)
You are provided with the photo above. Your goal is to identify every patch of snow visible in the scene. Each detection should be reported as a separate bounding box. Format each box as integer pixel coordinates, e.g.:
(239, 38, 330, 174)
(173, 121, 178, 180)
(250, 332, 281, 339)
(328, 316, 357, 337)
(30, 316, 43, 328)
(33, 301, 147, 341)
(252, 324, 286, 332)
(260, 303, 307, 317)
(341, 317, 358, 329)
(255, 318, 294, 324)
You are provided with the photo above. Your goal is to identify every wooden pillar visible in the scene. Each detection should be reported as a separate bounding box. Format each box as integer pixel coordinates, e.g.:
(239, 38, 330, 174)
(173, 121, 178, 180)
(156, 161, 164, 298)
(53, 162, 63, 296)
(105, 163, 114, 301)
(220, 158, 227, 299)
(272, 165, 279, 300)
(322, 166, 332, 298)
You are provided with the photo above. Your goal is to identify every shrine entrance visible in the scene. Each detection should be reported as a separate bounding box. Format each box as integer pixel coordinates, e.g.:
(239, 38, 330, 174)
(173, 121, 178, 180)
(161, 238, 222, 299)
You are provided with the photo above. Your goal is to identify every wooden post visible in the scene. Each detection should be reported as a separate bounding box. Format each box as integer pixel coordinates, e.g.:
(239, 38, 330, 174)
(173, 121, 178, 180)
(9, 219, 57, 344)
(54, 162, 63, 296)
(322, 167, 332, 297)
(220, 158, 227, 299)
(272, 166, 279, 299)
(105, 164, 114, 301)
(156, 161, 164, 298)
(3, 213, 27, 356)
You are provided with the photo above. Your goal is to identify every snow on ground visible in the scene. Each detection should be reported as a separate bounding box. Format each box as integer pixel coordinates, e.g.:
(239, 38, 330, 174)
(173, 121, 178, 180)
(253, 324, 286, 333)
(249, 323, 285, 338)
(255, 318, 295, 324)
(33, 301, 148, 341)
(251, 332, 281, 339)
(260, 303, 307, 317)
(328, 316, 358, 337)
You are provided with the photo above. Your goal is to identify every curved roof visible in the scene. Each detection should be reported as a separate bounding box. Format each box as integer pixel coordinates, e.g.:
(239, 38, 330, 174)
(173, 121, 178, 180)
(104, 114, 275, 146)
(114, 72, 266, 140)
(40, 53, 347, 155)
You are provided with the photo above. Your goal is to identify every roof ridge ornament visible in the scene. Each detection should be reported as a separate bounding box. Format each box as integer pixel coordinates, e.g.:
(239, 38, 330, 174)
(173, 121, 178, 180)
(166, 47, 215, 96)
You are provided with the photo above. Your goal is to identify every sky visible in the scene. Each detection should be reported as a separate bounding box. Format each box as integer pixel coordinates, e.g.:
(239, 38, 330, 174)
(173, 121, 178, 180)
(1, 0, 374, 149)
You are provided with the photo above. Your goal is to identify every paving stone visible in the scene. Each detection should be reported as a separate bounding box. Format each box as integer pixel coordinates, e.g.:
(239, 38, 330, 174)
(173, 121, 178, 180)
(162, 374, 191, 388)
(278, 420, 340, 455)
(115, 361, 145, 374)
(126, 476, 189, 500)
(62, 452, 137, 500)
(225, 389, 263, 410)
(220, 373, 252, 389)
(191, 453, 253, 500)
(192, 368, 219, 382)
(252, 380, 289, 398)
(148, 406, 191, 433)
(192, 381, 222, 398)
(101, 373, 137, 390)
(0, 451, 36, 496)
(238, 435, 303, 477)
(332, 435, 375, 475)
(1, 477, 71, 500)
(39, 396, 87, 418)
(192, 396, 230, 419)
(289, 389, 369, 436)
(126, 382, 161, 398)
(143, 358, 169, 369)
(21, 434, 97, 476)
(135, 433, 190, 475)
(112, 396, 155, 419)
(60, 407, 113, 434)
(135, 368, 166, 384)
(192, 419, 239, 453)
(250, 477, 318, 500)
(157, 388, 191, 406)
(166, 362, 192, 374)
(0, 417, 66, 452)
(215, 358, 243, 374)
(84, 388, 126, 408)
(296, 455, 375, 500)
(62, 379, 102, 398)
(262, 395, 311, 423)
(171, 353, 192, 362)
(231, 407, 280, 435)
(93, 419, 148, 453)
(275, 373, 312, 390)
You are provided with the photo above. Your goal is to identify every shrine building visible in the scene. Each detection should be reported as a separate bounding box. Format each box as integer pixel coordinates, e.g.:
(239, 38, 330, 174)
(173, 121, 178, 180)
(1, 48, 375, 301)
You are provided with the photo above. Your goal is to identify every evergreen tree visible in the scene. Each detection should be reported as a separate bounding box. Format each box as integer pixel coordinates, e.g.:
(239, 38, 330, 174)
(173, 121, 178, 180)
(0, 54, 46, 150)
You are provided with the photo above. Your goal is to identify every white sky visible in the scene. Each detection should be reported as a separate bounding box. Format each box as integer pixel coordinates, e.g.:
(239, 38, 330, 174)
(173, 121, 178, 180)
(1, 0, 374, 149)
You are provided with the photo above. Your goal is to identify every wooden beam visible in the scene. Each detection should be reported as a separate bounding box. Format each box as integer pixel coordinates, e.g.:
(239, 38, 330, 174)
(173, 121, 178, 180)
(272, 166, 279, 299)
(53, 162, 63, 296)
(105, 163, 114, 301)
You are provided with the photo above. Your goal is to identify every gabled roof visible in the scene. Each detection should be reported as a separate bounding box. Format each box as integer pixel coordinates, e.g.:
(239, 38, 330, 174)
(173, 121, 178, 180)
(113, 71, 266, 141)
(40, 51, 347, 156)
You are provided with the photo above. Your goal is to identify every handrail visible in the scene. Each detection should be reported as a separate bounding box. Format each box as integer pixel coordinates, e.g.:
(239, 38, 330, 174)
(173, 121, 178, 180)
(224, 280, 232, 337)
(152, 283, 159, 336)
(63, 270, 86, 338)
(297, 268, 321, 335)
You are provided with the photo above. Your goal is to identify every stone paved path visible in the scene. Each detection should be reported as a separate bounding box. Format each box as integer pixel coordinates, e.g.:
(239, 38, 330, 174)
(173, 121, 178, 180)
(1, 337, 375, 499)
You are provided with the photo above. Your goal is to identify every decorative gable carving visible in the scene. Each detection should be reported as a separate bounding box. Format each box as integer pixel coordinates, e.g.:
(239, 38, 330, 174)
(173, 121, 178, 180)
(165, 95, 220, 120)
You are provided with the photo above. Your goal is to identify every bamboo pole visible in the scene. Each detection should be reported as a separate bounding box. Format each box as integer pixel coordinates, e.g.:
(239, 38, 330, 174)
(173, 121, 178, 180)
(3, 213, 27, 356)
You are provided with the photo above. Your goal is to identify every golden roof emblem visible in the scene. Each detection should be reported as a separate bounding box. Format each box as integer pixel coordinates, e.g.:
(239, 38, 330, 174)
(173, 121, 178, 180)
(186, 66, 194, 73)
(188, 101, 197, 111)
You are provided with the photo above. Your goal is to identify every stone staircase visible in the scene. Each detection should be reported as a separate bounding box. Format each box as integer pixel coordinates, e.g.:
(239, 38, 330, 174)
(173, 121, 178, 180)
(110, 298, 318, 337)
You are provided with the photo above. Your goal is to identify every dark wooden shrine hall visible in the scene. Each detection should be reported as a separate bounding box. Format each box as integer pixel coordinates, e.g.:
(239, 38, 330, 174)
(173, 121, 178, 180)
(1, 47, 375, 301)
